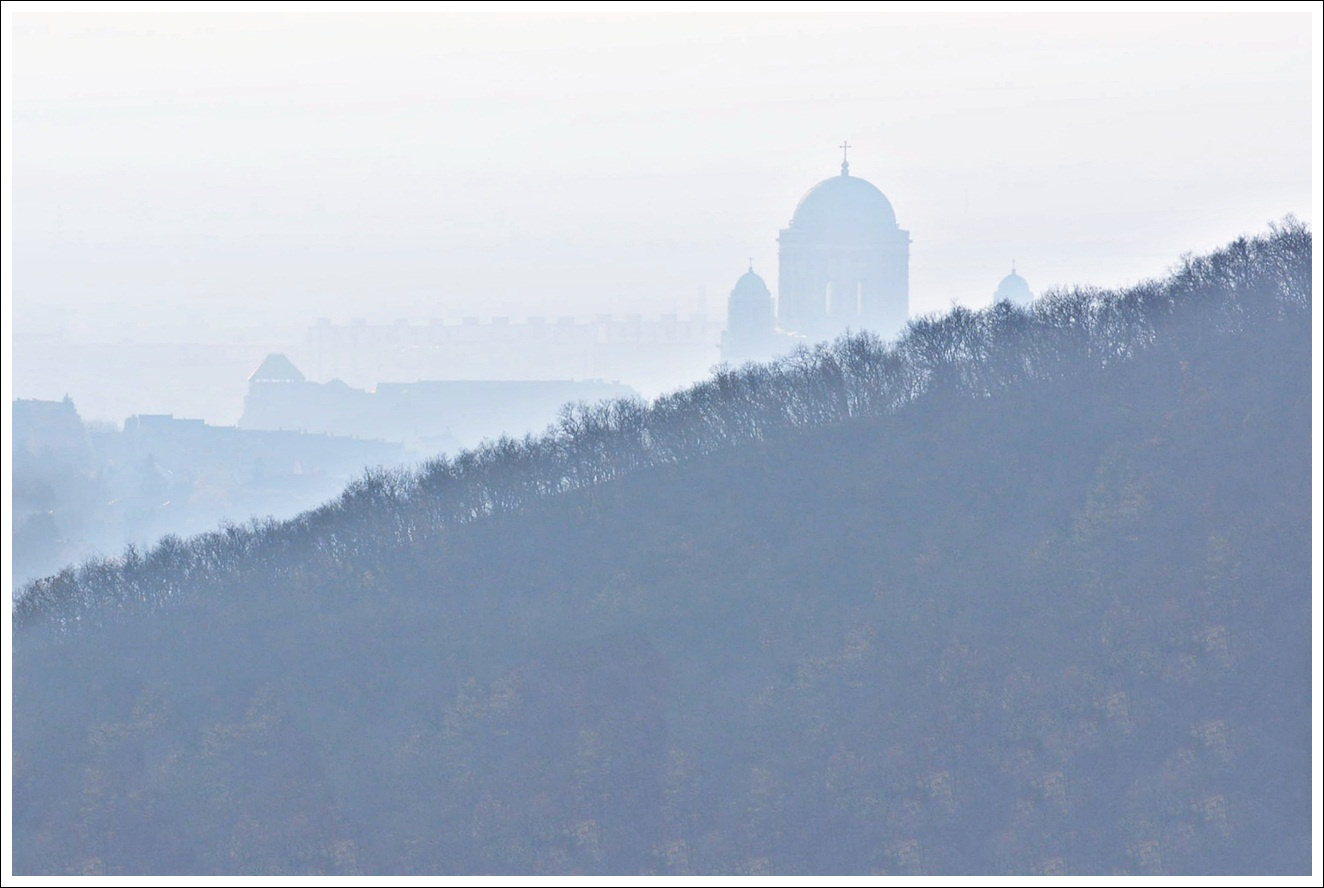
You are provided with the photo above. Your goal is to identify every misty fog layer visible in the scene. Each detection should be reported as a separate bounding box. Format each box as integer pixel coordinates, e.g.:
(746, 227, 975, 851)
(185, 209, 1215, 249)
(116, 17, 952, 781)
(11, 225, 1312, 875)
(12, 6, 1313, 426)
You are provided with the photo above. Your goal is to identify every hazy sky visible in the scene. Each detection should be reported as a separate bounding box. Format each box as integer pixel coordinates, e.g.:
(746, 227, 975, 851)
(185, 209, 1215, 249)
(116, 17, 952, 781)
(8, 2, 1319, 341)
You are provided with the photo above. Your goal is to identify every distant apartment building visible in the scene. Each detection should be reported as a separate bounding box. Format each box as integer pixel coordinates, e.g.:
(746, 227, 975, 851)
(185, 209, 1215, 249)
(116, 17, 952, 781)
(240, 354, 638, 453)
(305, 313, 721, 399)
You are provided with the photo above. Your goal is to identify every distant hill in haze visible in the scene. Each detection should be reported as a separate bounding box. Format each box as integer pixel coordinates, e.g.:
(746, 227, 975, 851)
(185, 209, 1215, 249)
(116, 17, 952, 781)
(11, 221, 1313, 876)
(9, 403, 408, 589)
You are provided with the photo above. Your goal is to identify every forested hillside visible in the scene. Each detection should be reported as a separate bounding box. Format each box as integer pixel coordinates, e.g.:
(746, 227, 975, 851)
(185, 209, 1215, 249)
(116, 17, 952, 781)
(12, 222, 1313, 875)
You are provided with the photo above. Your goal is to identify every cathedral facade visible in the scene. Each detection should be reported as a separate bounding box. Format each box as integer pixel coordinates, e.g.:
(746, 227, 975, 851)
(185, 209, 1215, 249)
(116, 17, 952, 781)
(723, 149, 911, 364)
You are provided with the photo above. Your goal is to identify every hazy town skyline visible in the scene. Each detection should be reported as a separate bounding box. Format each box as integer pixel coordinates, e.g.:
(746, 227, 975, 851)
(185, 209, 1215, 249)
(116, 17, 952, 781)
(6, 3, 1319, 422)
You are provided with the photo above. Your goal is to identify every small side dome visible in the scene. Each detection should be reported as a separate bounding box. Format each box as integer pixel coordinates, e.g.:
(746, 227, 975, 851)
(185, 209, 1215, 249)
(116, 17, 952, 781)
(994, 266, 1034, 305)
(723, 262, 777, 365)
(731, 265, 772, 302)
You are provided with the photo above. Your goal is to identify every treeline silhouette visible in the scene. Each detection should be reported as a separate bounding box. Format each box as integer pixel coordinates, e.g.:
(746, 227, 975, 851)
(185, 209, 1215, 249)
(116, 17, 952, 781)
(15, 220, 1310, 630)
(12, 221, 1312, 875)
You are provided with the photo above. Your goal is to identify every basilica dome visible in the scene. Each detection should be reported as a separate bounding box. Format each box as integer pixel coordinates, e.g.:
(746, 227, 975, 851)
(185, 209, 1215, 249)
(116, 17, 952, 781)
(994, 267, 1034, 305)
(787, 170, 898, 235)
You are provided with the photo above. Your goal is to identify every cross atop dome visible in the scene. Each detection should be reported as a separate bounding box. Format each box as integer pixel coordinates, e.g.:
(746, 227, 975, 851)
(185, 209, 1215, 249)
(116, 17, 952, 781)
(840, 140, 851, 176)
